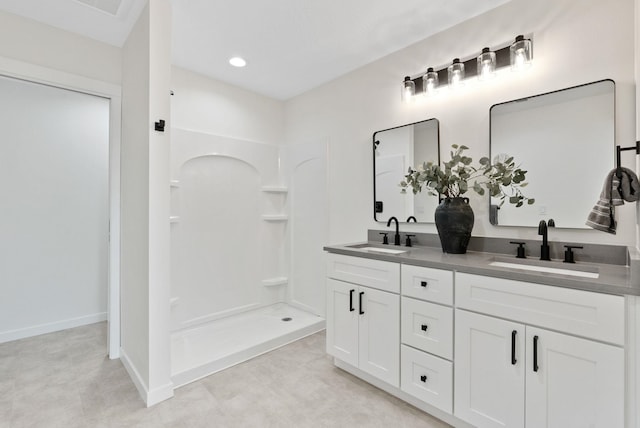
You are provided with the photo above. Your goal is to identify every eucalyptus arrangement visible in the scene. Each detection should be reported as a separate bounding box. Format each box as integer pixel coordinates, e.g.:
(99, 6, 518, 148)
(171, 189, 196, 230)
(400, 144, 534, 207)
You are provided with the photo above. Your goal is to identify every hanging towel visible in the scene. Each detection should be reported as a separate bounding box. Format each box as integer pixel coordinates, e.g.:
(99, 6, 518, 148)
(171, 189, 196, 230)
(586, 167, 640, 234)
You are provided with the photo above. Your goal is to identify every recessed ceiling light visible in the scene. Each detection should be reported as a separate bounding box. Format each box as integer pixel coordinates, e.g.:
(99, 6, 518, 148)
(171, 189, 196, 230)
(229, 57, 247, 68)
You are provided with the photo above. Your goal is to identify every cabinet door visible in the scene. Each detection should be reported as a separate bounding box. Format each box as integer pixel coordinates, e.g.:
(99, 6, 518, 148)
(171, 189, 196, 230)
(455, 310, 525, 428)
(326, 278, 358, 367)
(359, 286, 400, 387)
(525, 327, 624, 428)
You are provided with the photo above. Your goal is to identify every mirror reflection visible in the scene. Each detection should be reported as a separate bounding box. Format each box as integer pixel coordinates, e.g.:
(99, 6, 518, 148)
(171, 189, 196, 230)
(373, 118, 440, 223)
(490, 80, 615, 229)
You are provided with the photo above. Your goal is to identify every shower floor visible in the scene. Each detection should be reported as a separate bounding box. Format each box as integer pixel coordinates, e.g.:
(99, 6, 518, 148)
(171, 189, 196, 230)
(171, 303, 325, 387)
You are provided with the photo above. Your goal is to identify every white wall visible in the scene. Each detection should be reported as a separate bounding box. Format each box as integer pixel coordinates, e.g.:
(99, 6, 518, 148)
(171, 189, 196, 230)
(120, 0, 173, 406)
(0, 75, 109, 343)
(147, 0, 173, 406)
(171, 67, 284, 144)
(0, 9, 121, 85)
(285, 0, 637, 247)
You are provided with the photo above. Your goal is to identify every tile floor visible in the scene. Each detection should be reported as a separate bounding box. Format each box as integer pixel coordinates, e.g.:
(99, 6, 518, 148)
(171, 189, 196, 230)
(0, 322, 451, 427)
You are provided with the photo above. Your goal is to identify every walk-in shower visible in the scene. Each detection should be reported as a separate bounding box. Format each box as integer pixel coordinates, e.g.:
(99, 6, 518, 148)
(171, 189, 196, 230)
(170, 128, 326, 387)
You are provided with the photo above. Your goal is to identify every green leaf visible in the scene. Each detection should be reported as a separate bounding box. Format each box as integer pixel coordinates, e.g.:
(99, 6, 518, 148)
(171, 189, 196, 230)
(528, 198, 535, 205)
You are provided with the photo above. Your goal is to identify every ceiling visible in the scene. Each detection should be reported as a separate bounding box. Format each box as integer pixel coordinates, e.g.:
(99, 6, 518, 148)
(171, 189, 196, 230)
(0, 0, 511, 100)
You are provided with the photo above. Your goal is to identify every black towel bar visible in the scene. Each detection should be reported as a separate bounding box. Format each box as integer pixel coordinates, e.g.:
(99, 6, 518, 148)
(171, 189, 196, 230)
(615, 141, 640, 178)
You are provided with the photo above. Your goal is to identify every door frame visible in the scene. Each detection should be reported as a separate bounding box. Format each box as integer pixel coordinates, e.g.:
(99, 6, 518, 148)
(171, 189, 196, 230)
(0, 56, 122, 358)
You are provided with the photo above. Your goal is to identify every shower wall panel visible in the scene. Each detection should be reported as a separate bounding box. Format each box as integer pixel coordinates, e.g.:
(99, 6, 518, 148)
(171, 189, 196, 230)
(170, 129, 284, 331)
(285, 141, 328, 317)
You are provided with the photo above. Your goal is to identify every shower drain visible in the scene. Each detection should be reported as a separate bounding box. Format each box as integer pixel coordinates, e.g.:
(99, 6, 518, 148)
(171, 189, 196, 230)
(281, 317, 292, 322)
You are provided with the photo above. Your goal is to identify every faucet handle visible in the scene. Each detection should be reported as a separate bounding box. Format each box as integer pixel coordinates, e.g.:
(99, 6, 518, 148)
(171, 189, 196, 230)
(509, 241, 526, 259)
(563, 245, 583, 263)
(405, 234, 416, 247)
(379, 232, 389, 245)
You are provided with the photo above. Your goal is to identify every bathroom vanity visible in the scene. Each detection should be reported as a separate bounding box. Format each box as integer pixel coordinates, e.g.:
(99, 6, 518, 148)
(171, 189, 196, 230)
(324, 236, 640, 428)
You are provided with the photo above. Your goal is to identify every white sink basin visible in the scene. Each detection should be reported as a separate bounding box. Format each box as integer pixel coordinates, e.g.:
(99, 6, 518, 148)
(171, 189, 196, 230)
(359, 246, 407, 255)
(489, 260, 599, 279)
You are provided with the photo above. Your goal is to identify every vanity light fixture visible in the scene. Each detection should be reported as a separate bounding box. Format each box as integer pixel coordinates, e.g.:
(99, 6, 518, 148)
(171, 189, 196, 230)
(401, 34, 533, 100)
(510, 35, 532, 71)
(402, 76, 416, 102)
(447, 58, 465, 87)
(423, 67, 439, 95)
(477, 47, 496, 80)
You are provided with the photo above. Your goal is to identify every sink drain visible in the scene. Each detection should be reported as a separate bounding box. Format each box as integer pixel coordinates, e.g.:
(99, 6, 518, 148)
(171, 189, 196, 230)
(281, 317, 292, 322)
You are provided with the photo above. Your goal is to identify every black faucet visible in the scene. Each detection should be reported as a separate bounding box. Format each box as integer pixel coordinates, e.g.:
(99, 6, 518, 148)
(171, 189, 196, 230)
(387, 216, 401, 246)
(406, 216, 417, 223)
(538, 219, 555, 261)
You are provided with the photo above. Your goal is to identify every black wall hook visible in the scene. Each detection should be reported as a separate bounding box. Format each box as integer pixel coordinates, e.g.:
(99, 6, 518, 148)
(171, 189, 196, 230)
(155, 119, 166, 132)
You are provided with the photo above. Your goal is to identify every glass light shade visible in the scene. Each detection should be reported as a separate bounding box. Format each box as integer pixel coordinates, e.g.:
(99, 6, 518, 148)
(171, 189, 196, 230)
(447, 58, 465, 87)
(423, 67, 439, 95)
(402, 76, 415, 102)
(477, 47, 496, 80)
(510, 35, 532, 71)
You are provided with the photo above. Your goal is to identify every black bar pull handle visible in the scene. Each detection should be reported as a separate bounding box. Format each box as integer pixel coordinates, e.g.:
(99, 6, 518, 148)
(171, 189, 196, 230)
(421, 324, 428, 332)
(359, 292, 365, 315)
(349, 289, 355, 312)
(511, 330, 517, 365)
(420, 281, 428, 288)
(533, 335, 539, 372)
(420, 375, 427, 382)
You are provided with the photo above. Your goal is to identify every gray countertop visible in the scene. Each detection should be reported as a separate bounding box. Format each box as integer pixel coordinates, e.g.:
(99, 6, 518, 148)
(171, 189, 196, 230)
(324, 241, 640, 297)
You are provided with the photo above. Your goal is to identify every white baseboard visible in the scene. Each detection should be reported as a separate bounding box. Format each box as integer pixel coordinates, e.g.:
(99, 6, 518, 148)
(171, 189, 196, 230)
(146, 382, 175, 407)
(120, 348, 174, 407)
(0, 312, 107, 344)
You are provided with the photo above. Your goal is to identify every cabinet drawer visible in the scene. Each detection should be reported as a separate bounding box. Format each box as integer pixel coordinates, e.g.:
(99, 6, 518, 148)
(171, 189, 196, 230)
(326, 253, 400, 293)
(456, 272, 625, 345)
(401, 344, 453, 413)
(401, 264, 453, 305)
(401, 297, 453, 360)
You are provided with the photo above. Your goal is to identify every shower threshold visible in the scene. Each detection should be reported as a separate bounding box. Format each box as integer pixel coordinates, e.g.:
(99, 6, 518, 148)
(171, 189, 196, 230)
(171, 303, 325, 388)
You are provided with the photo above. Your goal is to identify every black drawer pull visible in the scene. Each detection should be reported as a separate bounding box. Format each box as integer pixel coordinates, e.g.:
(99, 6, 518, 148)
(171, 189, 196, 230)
(349, 289, 355, 312)
(511, 330, 517, 365)
(420, 375, 427, 382)
(359, 291, 365, 315)
(533, 335, 539, 372)
(420, 281, 428, 287)
(421, 324, 428, 332)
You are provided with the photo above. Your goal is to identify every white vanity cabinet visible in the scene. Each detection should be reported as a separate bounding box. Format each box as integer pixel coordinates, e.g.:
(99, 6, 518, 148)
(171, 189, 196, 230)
(326, 254, 400, 387)
(400, 264, 454, 413)
(325, 249, 633, 428)
(454, 272, 625, 428)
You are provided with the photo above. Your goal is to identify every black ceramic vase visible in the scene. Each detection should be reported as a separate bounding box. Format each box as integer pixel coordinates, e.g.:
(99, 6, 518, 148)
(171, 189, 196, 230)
(434, 197, 474, 254)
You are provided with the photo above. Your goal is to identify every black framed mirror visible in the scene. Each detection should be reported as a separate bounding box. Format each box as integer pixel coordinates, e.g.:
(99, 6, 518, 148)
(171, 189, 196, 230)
(373, 118, 440, 223)
(490, 79, 615, 228)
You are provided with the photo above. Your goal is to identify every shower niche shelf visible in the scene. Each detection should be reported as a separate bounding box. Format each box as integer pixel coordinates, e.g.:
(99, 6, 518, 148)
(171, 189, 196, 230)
(170, 216, 180, 223)
(170, 180, 180, 188)
(261, 186, 288, 193)
(261, 277, 288, 287)
(262, 215, 288, 222)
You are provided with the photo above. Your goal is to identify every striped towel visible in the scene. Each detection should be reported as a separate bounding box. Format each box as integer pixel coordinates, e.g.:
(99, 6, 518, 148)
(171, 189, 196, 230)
(586, 167, 639, 234)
